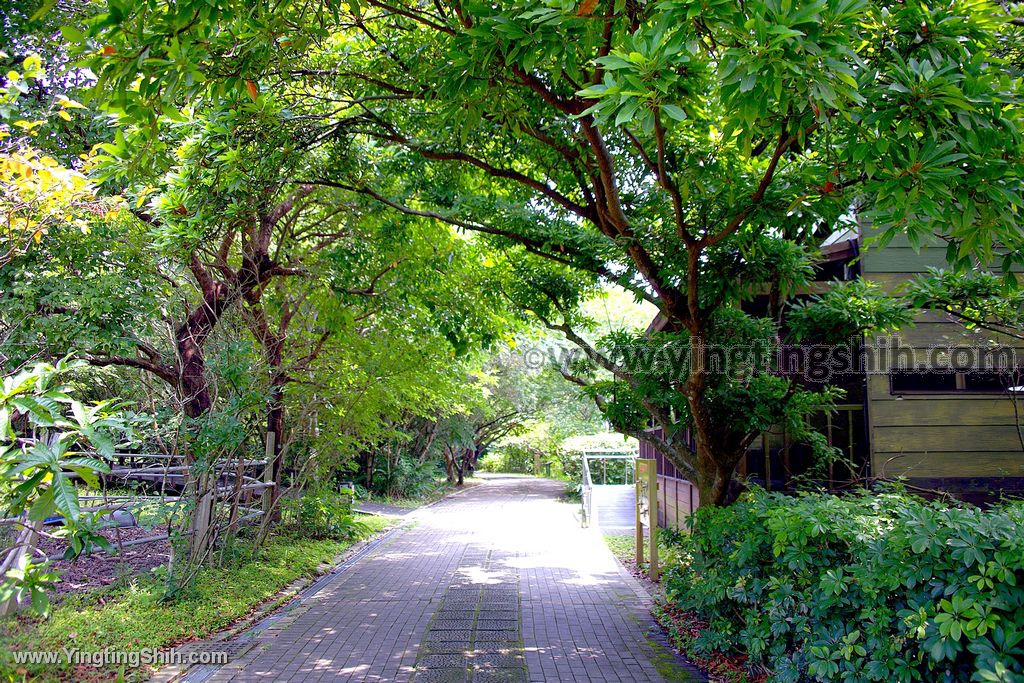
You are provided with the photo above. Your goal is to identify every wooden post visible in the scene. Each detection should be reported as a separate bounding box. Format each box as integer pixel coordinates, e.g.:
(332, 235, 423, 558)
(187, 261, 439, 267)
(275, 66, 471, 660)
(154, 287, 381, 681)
(189, 485, 214, 563)
(649, 472, 659, 582)
(634, 459, 659, 581)
(261, 432, 276, 520)
(187, 457, 216, 564)
(635, 473, 643, 566)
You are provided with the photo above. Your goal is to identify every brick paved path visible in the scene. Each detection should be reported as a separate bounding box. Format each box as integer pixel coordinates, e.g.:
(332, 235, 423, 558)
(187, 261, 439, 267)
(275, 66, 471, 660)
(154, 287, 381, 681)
(196, 475, 703, 682)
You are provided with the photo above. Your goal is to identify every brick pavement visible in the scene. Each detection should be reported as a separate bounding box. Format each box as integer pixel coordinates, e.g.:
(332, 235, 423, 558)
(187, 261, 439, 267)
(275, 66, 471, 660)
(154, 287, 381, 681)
(190, 475, 703, 682)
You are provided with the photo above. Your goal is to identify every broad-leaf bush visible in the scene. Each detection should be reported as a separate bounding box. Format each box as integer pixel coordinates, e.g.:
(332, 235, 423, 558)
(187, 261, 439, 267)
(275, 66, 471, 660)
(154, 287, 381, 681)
(665, 488, 1024, 682)
(280, 486, 367, 541)
(0, 359, 136, 616)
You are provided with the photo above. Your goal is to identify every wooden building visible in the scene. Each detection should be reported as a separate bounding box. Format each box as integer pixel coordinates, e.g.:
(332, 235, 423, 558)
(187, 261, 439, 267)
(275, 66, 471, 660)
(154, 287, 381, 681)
(859, 228, 1024, 502)
(645, 225, 1024, 528)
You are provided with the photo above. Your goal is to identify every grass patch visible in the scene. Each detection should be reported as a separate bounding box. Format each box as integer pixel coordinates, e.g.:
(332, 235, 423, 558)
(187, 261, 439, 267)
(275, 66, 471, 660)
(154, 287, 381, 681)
(604, 530, 688, 582)
(0, 514, 394, 682)
(364, 477, 478, 509)
(604, 533, 635, 563)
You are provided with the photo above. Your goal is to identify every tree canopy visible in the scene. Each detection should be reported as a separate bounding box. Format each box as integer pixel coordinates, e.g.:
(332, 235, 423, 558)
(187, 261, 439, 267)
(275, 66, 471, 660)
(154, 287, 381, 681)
(2, 0, 1023, 518)
(64, 0, 1024, 503)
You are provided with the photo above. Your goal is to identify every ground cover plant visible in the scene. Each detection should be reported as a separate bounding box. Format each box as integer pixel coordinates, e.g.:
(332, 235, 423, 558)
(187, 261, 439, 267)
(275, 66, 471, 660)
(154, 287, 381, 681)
(0, 514, 393, 682)
(664, 487, 1024, 682)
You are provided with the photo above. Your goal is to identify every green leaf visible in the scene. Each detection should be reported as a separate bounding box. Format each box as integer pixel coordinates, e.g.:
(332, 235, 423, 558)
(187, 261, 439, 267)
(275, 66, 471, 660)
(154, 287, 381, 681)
(27, 486, 56, 522)
(661, 104, 687, 122)
(51, 474, 80, 521)
(63, 456, 112, 473)
(10, 396, 56, 426)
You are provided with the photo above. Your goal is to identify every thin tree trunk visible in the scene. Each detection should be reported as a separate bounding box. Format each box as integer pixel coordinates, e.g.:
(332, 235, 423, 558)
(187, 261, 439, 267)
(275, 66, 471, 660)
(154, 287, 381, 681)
(365, 451, 376, 490)
(265, 378, 286, 520)
(417, 421, 439, 464)
(456, 448, 472, 486)
(443, 446, 456, 483)
(0, 518, 42, 616)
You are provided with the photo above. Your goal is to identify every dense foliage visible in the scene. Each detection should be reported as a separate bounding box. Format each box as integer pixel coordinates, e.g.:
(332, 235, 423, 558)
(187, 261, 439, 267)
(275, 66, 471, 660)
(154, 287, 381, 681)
(907, 268, 1024, 341)
(280, 485, 367, 541)
(71, 0, 1024, 504)
(665, 488, 1024, 682)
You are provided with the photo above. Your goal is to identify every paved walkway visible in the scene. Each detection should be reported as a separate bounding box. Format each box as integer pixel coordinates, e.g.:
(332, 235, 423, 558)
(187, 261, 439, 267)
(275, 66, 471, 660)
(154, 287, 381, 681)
(189, 476, 703, 682)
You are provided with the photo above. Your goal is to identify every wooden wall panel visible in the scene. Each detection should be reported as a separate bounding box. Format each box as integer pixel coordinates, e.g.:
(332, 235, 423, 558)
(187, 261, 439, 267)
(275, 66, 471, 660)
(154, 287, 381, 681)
(861, 229, 1024, 485)
(656, 475, 696, 530)
(876, 452, 1024, 478)
(872, 425, 1023, 453)
(869, 398, 1020, 426)
(862, 246, 952, 273)
(868, 325, 1021, 350)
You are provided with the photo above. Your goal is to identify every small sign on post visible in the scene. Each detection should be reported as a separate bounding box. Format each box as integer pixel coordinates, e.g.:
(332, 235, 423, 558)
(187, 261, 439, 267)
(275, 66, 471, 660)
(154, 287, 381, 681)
(634, 458, 659, 581)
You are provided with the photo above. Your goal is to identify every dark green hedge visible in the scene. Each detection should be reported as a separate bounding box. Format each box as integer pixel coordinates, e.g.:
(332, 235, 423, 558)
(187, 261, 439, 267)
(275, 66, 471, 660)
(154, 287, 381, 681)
(665, 488, 1024, 682)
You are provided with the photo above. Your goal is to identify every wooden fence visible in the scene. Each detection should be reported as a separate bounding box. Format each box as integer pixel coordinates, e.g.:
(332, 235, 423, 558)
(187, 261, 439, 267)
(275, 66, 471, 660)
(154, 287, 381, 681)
(641, 404, 868, 530)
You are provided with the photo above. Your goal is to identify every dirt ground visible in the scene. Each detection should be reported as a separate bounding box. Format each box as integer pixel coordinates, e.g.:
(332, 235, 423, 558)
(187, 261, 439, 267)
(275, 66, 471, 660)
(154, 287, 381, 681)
(35, 526, 172, 594)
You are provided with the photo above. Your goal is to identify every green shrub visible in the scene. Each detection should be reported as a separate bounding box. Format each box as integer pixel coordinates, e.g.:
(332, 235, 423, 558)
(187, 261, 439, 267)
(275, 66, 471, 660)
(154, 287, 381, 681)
(371, 457, 442, 498)
(479, 444, 536, 473)
(281, 487, 367, 540)
(665, 487, 1024, 682)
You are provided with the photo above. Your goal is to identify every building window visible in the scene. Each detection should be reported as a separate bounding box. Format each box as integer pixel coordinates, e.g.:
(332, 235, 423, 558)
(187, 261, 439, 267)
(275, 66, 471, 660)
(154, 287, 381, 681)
(890, 370, 1021, 395)
(963, 371, 1021, 393)
(890, 371, 957, 393)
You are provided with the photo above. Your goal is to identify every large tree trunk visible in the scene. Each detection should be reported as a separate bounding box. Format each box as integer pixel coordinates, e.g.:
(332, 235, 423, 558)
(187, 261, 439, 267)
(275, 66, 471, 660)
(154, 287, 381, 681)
(175, 254, 238, 421)
(692, 439, 743, 507)
(684, 330, 749, 507)
(689, 385, 752, 507)
(176, 330, 213, 420)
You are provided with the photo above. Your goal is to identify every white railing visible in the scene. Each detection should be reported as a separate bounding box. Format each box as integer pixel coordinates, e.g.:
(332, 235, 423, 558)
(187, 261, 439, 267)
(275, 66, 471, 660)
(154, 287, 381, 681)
(581, 455, 594, 528)
(579, 451, 637, 528)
